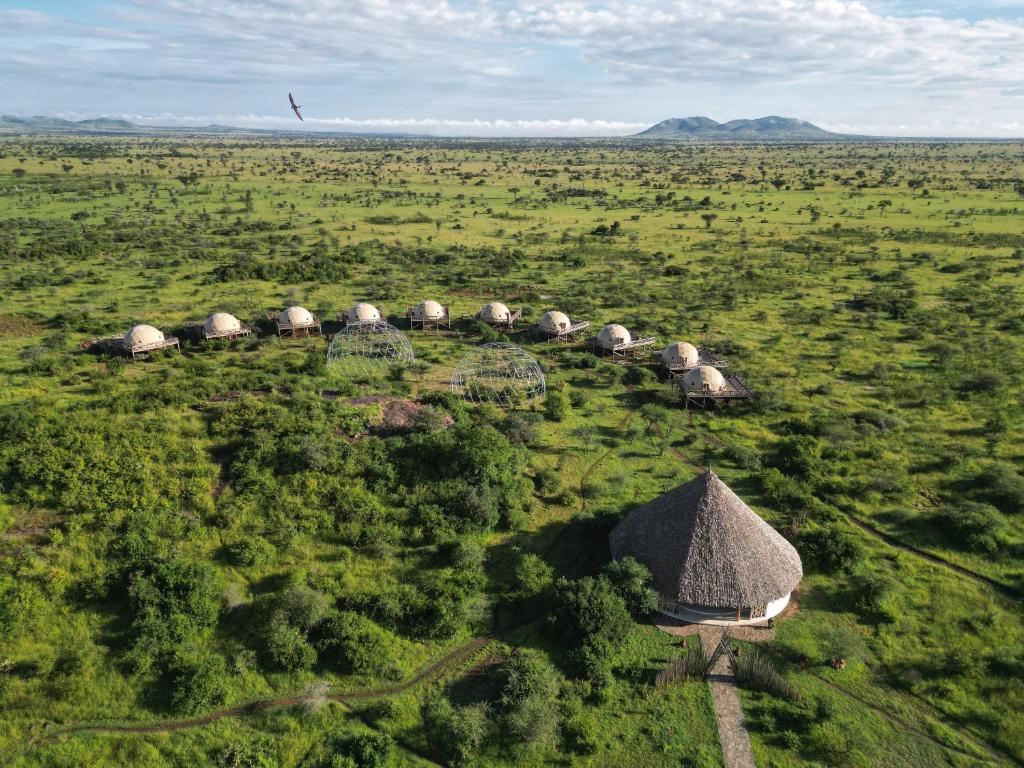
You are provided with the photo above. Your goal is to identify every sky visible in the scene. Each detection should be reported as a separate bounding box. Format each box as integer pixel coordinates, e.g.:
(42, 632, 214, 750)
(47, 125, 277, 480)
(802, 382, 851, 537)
(1, 0, 1023, 137)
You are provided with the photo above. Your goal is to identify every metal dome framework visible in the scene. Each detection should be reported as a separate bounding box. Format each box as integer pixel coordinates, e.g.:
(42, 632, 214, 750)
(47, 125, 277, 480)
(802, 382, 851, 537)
(450, 342, 546, 408)
(327, 321, 415, 377)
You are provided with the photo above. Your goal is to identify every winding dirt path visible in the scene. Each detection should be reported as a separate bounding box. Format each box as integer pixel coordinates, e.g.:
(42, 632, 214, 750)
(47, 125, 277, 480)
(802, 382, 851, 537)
(842, 512, 1021, 601)
(34, 637, 490, 741)
(807, 673, 1011, 765)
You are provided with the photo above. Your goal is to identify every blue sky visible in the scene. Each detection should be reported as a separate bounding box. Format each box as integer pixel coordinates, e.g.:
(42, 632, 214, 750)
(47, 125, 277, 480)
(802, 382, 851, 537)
(2, 0, 1022, 136)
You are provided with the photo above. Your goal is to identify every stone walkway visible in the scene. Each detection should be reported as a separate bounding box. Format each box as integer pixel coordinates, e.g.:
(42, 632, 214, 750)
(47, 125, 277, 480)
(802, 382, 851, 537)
(700, 632, 758, 768)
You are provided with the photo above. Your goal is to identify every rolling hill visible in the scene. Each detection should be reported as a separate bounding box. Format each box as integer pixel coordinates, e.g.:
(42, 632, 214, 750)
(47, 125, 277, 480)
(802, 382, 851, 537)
(635, 115, 839, 139)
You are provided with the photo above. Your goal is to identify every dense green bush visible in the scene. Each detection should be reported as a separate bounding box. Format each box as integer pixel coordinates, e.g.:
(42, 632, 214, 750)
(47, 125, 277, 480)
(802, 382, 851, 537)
(934, 501, 1007, 554)
(497, 650, 561, 747)
(168, 653, 230, 714)
(798, 525, 863, 573)
(316, 610, 397, 678)
(603, 557, 658, 615)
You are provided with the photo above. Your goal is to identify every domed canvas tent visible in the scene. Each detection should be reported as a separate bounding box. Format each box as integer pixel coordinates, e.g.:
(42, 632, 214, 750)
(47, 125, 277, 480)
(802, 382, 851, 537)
(476, 301, 522, 332)
(275, 306, 321, 337)
(338, 302, 382, 328)
(593, 323, 656, 361)
(610, 472, 802, 625)
(661, 341, 728, 378)
(537, 309, 589, 343)
(121, 324, 180, 361)
(677, 365, 752, 409)
(202, 312, 251, 342)
(406, 299, 451, 331)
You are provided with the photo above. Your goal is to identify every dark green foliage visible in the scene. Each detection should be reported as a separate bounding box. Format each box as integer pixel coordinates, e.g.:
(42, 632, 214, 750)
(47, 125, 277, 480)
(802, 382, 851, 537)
(328, 731, 393, 768)
(511, 552, 554, 602)
(798, 525, 862, 574)
(934, 501, 1007, 554)
(168, 653, 230, 714)
(316, 610, 397, 677)
(264, 613, 317, 671)
(969, 463, 1024, 515)
(848, 571, 898, 624)
(551, 576, 631, 650)
(497, 650, 561, 747)
(126, 557, 221, 666)
(227, 535, 276, 567)
(603, 557, 659, 615)
(543, 388, 571, 421)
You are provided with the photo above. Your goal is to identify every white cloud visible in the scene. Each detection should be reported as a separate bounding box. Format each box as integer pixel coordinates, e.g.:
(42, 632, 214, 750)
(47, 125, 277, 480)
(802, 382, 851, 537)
(1, 0, 1023, 136)
(104, 112, 647, 136)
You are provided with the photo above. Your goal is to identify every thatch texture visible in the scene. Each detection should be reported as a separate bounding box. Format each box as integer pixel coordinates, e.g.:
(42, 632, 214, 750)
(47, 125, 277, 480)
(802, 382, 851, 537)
(609, 472, 802, 608)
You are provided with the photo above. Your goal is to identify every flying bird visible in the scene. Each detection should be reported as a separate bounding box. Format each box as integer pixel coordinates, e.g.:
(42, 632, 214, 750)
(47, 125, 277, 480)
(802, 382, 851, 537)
(289, 92, 303, 122)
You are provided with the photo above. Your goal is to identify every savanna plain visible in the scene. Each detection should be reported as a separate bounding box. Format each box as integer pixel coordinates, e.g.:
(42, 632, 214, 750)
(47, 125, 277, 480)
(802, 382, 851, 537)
(0, 136, 1022, 768)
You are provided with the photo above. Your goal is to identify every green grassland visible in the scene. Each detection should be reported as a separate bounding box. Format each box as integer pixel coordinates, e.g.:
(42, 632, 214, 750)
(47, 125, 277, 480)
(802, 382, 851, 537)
(0, 135, 1022, 767)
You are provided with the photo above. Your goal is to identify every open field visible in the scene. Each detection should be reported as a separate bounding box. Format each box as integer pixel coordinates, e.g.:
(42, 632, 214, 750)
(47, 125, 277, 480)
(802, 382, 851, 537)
(1, 135, 1023, 767)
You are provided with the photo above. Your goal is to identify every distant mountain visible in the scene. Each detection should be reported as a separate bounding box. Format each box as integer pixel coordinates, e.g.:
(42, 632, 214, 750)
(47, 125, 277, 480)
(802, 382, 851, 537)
(0, 115, 249, 135)
(636, 115, 837, 140)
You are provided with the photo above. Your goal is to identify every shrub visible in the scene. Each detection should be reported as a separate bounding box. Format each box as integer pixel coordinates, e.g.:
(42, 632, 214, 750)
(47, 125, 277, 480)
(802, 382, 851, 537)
(168, 653, 230, 714)
(497, 650, 561, 747)
(512, 553, 554, 601)
(446, 702, 492, 766)
(264, 613, 317, 671)
(798, 525, 862, 574)
(316, 610, 397, 677)
(550, 576, 631, 650)
(330, 731, 393, 768)
(934, 501, 1006, 554)
(544, 388, 571, 421)
(849, 571, 897, 624)
(971, 464, 1024, 515)
(603, 557, 658, 615)
(228, 535, 276, 567)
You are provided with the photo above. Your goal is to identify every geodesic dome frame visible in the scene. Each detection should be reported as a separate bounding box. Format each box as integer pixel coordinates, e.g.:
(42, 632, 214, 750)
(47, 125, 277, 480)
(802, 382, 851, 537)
(450, 342, 546, 408)
(327, 321, 415, 377)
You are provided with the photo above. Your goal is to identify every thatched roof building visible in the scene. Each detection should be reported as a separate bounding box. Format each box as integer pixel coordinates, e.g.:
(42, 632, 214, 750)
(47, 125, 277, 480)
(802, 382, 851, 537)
(609, 472, 801, 624)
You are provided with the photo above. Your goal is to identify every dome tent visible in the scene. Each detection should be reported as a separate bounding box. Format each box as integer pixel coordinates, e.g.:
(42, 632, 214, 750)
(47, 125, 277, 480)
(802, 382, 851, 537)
(610, 472, 802, 625)
(537, 309, 590, 343)
(662, 342, 700, 370)
(593, 323, 656, 360)
(202, 312, 251, 341)
(596, 323, 631, 350)
(121, 324, 180, 360)
(276, 306, 321, 337)
(342, 302, 382, 326)
(407, 300, 451, 330)
(124, 324, 164, 348)
(682, 365, 726, 394)
(450, 342, 546, 408)
(476, 301, 521, 331)
(539, 310, 571, 333)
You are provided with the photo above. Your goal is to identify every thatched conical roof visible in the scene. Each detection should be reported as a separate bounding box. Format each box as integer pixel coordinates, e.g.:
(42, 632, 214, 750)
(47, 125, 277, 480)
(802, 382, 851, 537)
(609, 472, 802, 608)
